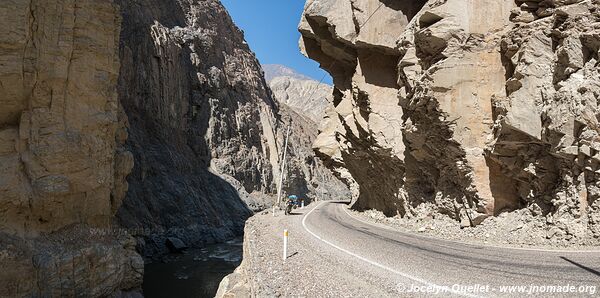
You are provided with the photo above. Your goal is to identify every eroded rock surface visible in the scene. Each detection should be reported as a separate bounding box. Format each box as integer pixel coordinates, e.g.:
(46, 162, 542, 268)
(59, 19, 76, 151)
(301, 0, 600, 244)
(0, 0, 141, 295)
(115, 0, 348, 257)
(265, 64, 331, 124)
(115, 0, 269, 257)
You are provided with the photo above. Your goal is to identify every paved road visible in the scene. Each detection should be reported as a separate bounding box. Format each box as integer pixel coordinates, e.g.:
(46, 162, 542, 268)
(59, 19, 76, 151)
(301, 201, 600, 297)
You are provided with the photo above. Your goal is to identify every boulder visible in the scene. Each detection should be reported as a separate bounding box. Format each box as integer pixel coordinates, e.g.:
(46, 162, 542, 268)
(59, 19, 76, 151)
(166, 237, 188, 253)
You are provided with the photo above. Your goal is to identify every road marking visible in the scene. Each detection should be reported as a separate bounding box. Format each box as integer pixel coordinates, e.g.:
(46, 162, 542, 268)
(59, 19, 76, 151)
(341, 205, 600, 254)
(302, 202, 478, 298)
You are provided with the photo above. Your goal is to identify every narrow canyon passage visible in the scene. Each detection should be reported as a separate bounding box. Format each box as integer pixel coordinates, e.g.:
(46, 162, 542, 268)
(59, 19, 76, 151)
(1, 0, 600, 296)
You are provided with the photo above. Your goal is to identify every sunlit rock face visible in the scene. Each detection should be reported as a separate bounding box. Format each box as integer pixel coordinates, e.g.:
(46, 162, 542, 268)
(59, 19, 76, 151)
(0, 0, 142, 296)
(301, 0, 600, 241)
(264, 64, 351, 203)
(300, 0, 426, 215)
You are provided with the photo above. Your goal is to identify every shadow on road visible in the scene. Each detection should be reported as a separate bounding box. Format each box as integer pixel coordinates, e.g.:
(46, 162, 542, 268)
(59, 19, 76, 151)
(561, 256, 600, 278)
(330, 201, 351, 206)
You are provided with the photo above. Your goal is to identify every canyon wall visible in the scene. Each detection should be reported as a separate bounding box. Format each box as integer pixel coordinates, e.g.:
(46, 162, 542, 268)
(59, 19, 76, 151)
(0, 0, 347, 295)
(0, 0, 141, 296)
(114, 0, 348, 257)
(301, 0, 600, 243)
(114, 0, 273, 257)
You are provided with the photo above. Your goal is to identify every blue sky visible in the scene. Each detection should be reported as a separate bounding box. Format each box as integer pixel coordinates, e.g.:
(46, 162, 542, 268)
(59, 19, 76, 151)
(221, 0, 333, 84)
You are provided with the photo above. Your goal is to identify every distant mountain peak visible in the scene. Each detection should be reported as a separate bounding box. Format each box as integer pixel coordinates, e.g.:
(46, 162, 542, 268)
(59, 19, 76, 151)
(262, 64, 314, 83)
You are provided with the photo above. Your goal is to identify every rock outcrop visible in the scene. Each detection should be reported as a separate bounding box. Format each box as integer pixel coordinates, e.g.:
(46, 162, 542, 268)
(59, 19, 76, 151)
(301, 0, 600, 244)
(114, 0, 273, 257)
(0, 0, 142, 296)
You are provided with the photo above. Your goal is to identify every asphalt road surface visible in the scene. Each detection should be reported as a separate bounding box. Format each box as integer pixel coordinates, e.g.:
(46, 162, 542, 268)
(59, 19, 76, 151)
(300, 201, 600, 297)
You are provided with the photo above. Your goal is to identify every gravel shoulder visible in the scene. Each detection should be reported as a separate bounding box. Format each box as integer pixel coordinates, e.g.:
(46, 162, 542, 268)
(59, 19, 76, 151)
(350, 208, 600, 251)
(218, 202, 600, 298)
(217, 203, 408, 297)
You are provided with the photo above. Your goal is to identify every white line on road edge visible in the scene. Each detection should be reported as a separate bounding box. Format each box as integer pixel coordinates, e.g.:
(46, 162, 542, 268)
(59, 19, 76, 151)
(341, 204, 600, 254)
(302, 202, 478, 298)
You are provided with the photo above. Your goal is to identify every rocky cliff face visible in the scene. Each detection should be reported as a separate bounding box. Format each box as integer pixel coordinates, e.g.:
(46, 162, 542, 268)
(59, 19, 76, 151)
(278, 108, 350, 203)
(114, 0, 276, 257)
(0, 0, 142, 296)
(114, 0, 348, 257)
(301, 0, 600, 244)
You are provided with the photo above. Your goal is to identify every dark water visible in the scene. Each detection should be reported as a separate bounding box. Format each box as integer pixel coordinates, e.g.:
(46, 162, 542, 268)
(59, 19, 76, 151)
(142, 238, 243, 298)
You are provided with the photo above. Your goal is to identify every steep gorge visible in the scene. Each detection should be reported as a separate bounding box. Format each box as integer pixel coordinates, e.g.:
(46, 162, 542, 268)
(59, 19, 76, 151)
(0, 0, 346, 295)
(114, 0, 347, 258)
(114, 0, 277, 257)
(302, 0, 600, 244)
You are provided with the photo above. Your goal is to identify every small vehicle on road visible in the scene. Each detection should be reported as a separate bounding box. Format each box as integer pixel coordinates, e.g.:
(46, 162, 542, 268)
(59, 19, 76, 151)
(285, 195, 298, 215)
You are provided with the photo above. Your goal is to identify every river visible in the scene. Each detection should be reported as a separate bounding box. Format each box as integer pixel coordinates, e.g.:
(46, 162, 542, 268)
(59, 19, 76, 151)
(142, 237, 243, 298)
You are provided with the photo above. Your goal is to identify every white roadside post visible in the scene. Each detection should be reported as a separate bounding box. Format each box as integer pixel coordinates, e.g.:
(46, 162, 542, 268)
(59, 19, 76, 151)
(301, 200, 304, 209)
(272, 205, 276, 217)
(283, 229, 289, 261)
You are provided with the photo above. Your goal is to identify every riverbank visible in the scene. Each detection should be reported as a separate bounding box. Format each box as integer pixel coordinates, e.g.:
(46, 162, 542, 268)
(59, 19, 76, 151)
(143, 238, 243, 298)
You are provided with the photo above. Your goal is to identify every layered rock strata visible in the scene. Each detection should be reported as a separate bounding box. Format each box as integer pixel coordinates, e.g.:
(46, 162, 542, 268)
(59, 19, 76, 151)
(0, 0, 141, 295)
